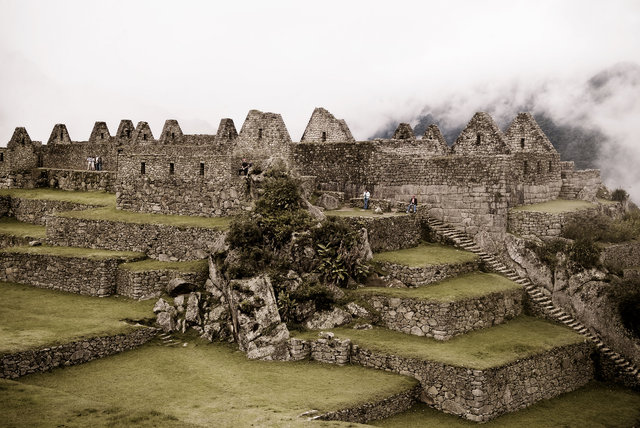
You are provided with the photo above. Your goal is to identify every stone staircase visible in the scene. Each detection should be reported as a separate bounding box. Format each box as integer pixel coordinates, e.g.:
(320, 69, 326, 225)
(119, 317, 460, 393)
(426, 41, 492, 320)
(425, 217, 640, 384)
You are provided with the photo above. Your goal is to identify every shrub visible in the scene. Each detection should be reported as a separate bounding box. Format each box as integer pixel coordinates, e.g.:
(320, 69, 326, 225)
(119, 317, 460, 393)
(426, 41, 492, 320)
(611, 188, 629, 202)
(563, 212, 640, 243)
(526, 239, 568, 270)
(568, 239, 601, 270)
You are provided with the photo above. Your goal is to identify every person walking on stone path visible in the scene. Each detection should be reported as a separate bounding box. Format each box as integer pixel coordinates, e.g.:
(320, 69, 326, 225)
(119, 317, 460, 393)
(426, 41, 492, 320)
(406, 195, 418, 214)
(363, 189, 370, 210)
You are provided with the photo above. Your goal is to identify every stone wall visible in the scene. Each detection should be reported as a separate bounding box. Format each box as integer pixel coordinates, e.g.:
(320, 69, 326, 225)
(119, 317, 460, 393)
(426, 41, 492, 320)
(369, 288, 523, 340)
(46, 215, 227, 261)
(1, 196, 98, 225)
(0, 327, 158, 379)
(35, 168, 116, 192)
(560, 162, 602, 200)
(294, 335, 593, 422)
(0, 251, 143, 296)
(40, 141, 118, 171)
(601, 241, 640, 270)
(377, 259, 479, 287)
(317, 385, 421, 424)
(340, 214, 424, 252)
(116, 267, 208, 300)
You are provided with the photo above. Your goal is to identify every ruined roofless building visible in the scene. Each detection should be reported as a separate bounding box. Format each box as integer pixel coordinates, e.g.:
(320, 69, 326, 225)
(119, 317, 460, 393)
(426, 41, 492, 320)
(0, 107, 602, 240)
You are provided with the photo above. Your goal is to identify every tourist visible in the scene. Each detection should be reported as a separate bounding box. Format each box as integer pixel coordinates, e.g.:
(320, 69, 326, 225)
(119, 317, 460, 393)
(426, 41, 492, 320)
(406, 195, 418, 214)
(239, 158, 252, 176)
(86, 156, 92, 170)
(96, 156, 103, 171)
(363, 189, 370, 210)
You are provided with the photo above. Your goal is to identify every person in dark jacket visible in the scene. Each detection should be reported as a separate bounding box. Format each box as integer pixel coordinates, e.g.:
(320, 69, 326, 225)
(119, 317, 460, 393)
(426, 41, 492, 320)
(406, 195, 418, 213)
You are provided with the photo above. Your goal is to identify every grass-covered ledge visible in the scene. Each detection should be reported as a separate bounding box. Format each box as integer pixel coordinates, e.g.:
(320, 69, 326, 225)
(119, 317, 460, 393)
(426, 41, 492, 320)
(373, 243, 478, 266)
(0, 245, 144, 261)
(56, 206, 231, 229)
(326, 208, 405, 218)
(294, 316, 585, 370)
(119, 259, 208, 273)
(0, 282, 154, 354)
(510, 199, 595, 213)
(356, 272, 520, 302)
(0, 188, 115, 206)
(0, 218, 46, 239)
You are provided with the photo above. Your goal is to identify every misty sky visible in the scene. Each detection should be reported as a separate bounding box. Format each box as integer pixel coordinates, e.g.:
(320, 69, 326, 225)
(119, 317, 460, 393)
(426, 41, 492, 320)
(1, 0, 640, 196)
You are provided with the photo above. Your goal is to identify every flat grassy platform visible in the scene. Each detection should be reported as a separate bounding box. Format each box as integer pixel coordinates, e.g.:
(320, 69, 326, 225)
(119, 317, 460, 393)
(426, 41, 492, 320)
(0, 188, 115, 206)
(119, 258, 208, 273)
(511, 199, 595, 213)
(0, 245, 144, 261)
(373, 382, 640, 428)
(3, 340, 417, 427)
(294, 316, 585, 370)
(326, 208, 405, 218)
(356, 273, 521, 302)
(57, 206, 231, 230)
(373, 243, 477, 266)
(0, 282, 155, 354)
(0, 218, 46, 239)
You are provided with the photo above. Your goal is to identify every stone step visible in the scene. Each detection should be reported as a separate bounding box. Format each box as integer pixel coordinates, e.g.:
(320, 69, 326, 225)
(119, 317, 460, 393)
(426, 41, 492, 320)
(358, 272, 524, 339)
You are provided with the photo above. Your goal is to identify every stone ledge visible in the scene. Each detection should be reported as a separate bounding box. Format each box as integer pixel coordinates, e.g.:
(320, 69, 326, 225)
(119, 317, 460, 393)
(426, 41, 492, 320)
(116, 266, 208, 300)
(0, 327, 158, 379)
(377, 259, 479, 287)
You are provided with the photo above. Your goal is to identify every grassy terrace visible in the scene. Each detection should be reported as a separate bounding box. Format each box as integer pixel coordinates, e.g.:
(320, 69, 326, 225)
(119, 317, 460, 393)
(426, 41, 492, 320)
(374, 382, 640, 428)
(120, 258, 209, 273)
(0, 245, 144, 261)
(0, 282, 154, 354)
(294, 316, 585, 370)
(325, 208, 405, 218)
(0, 188, 115, 206)
(356, 273, 521, 302)
(0, 218, 46, 238)
(511, 199, 595, 213)
(57, 206, 231, 229)
(2, 340, 417, 427)
(373, 243, 478, 266)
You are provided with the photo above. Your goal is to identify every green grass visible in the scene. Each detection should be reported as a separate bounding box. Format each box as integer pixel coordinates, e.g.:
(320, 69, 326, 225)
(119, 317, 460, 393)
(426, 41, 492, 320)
(373, 243, 478, 267)
(356, 273, 520, 302)
(0, 245, 144, 261)
(0, 188, 115, 206)
(511, 199, 595, 213)
(57, 206, 232, 230)
(294, 316, 585, 370)
(5, 339, 417, 427)
(326, 208, 405, 218)
(0, 218, 46, 239)
(373, 382, 640, 428)
(119, 259, 209, 273)
(0, 282, 154, 354)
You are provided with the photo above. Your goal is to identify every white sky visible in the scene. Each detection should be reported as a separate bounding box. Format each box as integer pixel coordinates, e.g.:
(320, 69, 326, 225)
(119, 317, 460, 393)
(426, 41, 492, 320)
(1, 0, 639, 142)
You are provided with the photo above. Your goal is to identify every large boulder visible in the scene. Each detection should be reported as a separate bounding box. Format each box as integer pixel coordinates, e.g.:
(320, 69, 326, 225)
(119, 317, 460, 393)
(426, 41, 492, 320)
(166, 278, 196, 297)
(305, 307, 352, 330)
(318, 193, 340, 210)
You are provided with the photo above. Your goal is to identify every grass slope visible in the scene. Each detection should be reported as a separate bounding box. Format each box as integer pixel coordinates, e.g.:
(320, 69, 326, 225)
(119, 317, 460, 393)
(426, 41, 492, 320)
(326, 208, 404, 218)
(357, 272, 520, 302)
(373, 243, 477, 267)
(7, 340, 416, 427)
(0, 188, 115, 206)
(119, 259, 208, 273)
(373, 382, 640, 428)
(511, 199, 595, 213)
(0, 245, 144, 261)
(57, 206, 231, 229)
(0, 282, 154, 354)
(0, 218, 46, 238)
(294, 316, 584, 369)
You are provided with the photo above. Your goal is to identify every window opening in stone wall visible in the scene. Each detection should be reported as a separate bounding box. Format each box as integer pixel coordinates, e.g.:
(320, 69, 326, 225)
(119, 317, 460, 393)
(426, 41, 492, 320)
(141, 162, 146, 175)
(524, 160, 529, 175)
(143, 134, 147, 141)
(476, 133, 481, 145)
(60, 130, 64, 139)
(169, 163, 174, 175)
(171, 132, 175, 139)
(37, 154, 43, 168)
(0, 153, 4, 162)
(537, 161, 542, 174)
(199, 162, 205, 176)
(101, 132, 104, 139)
(258, 128, 263, 139)
(321, 131, 327, 142)
(228, 131, 233, 139)
(548, 160, 552, 172)
(520, 138, 525, 148)
(126, 130, 131, 138)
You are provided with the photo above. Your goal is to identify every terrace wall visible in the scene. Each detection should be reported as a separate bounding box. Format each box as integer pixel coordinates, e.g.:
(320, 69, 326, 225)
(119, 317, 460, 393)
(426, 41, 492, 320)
(340, 214, 424, 252)
(0, 327, 158, 379)
(46, 215, 227, 261)
(116, 267, 208, 300)
(0, 196, 98, 225)
(0, 251, 142, 296)
(35, 168, 116, 192)
(376, 259, 479, 287)
(368, 288, 524, 340)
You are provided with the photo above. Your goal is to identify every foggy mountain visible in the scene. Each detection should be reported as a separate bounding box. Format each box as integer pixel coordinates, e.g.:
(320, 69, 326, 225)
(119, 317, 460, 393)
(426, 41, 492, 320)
(370, 63, 640, 196)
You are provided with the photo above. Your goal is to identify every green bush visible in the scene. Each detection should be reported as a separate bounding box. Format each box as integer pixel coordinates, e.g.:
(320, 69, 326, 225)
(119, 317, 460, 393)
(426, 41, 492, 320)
(526, 239, 568, 270)
(563, 212, 640, 243)
(568, 239, 601, 270)
(611, 188, 629, 202)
